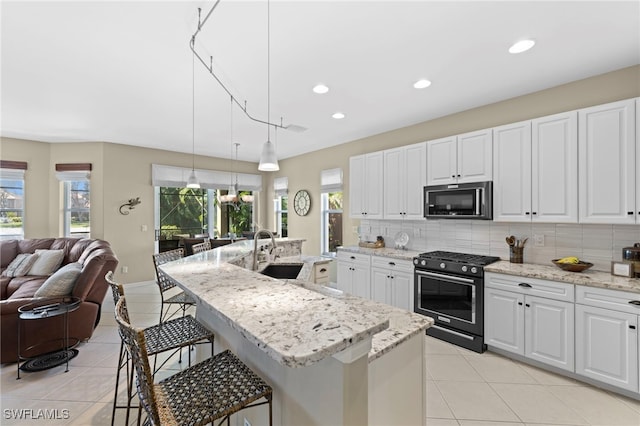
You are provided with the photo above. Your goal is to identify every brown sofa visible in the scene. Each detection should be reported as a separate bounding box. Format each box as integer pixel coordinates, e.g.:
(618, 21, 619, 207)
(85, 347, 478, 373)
(0, 238, 118, 363)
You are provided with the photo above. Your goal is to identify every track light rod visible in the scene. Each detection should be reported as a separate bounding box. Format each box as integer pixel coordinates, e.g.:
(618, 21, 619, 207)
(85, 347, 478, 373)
(190, 1, 288, 132)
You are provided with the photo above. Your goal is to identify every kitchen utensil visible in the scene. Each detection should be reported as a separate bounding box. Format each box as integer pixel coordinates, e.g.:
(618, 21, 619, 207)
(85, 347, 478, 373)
(552, 259, 594, 272)
(506, 236, 516, 247)
(519, 238, 528, 248)
(622, 243, 640, 277)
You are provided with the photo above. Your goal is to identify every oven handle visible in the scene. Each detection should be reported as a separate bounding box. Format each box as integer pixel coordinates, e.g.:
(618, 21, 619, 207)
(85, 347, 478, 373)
(431, 325, 474, 341)
(415, 270, 474, 284)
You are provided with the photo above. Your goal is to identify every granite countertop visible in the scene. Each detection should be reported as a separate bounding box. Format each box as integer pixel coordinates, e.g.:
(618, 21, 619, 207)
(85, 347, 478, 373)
(486, 260, 640, 294)
(338, 246, 420, 261)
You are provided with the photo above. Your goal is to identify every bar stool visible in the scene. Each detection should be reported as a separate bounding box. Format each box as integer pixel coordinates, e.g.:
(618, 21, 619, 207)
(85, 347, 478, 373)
(152, 248, 196, 323)
(191, 240, 211, 255)
(105, 271, 214, 426)
(114, 296, 273, 426)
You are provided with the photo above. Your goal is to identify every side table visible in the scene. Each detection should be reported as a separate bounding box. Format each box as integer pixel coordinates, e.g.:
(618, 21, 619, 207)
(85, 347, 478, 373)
(17, 296, 81, 379)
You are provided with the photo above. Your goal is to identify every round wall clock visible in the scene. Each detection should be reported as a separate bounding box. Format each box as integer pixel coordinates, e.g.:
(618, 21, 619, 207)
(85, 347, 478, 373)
(293, 190, 311, 216)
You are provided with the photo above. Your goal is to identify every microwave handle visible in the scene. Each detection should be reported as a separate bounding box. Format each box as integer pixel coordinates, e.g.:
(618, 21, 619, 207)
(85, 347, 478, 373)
(475, 188, 481, 215)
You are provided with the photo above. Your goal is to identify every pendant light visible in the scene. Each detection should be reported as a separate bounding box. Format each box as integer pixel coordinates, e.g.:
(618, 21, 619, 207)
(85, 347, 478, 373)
(187, 47, 201, 188)
(258, 0, 280, 172)
(228, 96, 237, 197)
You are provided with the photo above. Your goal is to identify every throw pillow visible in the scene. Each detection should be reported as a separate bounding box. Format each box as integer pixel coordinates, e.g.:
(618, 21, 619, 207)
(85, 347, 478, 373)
(28, 249, 65, 276)
(2, 253, 39, 277)
(34, 262, 82, 298)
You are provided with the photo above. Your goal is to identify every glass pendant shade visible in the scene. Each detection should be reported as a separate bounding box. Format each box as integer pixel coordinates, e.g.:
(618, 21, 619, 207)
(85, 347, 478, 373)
(186, 169, 200, 188)
(258, 140, 279, 171)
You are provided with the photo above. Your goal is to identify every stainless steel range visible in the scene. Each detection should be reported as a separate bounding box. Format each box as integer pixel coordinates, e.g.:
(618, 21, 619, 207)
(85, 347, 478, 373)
(413, 250, 500, 353)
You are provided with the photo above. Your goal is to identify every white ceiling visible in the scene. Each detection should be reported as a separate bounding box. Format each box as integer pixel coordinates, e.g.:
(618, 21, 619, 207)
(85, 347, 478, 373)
(2, 1, 639, 163)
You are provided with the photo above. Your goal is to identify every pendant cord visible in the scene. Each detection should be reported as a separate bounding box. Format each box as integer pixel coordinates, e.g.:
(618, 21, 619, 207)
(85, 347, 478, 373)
(267, 0, 270, 142)
(191, 48, 196, 171)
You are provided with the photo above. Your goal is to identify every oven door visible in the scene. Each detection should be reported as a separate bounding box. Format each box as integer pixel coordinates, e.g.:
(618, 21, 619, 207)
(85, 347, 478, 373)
(414, 269, 483, 335)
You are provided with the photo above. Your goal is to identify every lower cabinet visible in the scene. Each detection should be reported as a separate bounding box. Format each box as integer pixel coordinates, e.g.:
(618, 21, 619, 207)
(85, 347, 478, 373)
(485, 273, 575, 372)
(371, 257, 413, 311)
(336, 251, 371, 299)
(575, 286, 639, 392)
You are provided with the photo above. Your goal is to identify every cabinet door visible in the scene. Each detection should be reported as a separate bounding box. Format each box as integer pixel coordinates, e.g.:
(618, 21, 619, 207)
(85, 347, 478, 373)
(371, 268, 389, 305)
(426, 136, 457, 185)
(579, 99, 636, 224)
(391, 270, 413, 311)
(493, 121, 532, 222)
(365, 152, 384, 219)
(457, 129, 493, 183)
(637, 98, 640, 223)
(404, 142, 427, 219)
(525, 295, 575, 372)
(485, 288, 525, 355)
(352, 263, 371, 299)
(575, 304, 638, 392)
(532, 111, 578, 223)
(349, 155, 366, 218)
(336, 261, 353, 294)
(383, 148, 405, 219)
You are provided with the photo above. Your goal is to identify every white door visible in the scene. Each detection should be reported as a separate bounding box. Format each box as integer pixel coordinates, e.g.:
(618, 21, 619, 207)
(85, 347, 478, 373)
(578, 99, 636, 224)
(532, 111, 578, 223)
(426, 136, 457, 185)
(492, 121, 532, 222)
(575, 304, 639, 392)
(371, 268, 389, 304)
(484, 288, 525, 355)
(352, 263, 371, 299)
(457, 129, 493, 183)
(365, 152, 384, 219)
(383, 148, 405, 219)
(349, 155, 365, 218)
(391, 270, 413, 311)
(404, 142, 427, 219)
(525, 295, 575, 371)
(336, 261, 353, 294)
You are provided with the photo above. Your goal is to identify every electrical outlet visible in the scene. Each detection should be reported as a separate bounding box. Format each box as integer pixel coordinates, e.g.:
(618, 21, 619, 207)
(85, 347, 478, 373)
(121, 266, 128, 274)
(243, 418, 251, 426)
(141, 224, 148, 232)
(534, 234, 545, 247)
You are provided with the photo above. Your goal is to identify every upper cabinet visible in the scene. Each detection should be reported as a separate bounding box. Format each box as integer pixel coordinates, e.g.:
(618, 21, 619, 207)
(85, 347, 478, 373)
(578, 99, 636, 224)
(383, 142, 426, 220)
(349, 152, 384, 219)
(426, 129, 492, 185)
(493, 112, 578, 223)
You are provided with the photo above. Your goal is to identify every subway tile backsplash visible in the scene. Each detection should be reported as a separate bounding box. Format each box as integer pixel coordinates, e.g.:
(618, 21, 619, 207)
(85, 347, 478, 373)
(359, 219, 640, 272)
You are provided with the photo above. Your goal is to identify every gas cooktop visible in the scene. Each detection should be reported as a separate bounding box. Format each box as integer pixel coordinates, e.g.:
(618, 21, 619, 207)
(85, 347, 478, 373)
(416, 251, 500, 267)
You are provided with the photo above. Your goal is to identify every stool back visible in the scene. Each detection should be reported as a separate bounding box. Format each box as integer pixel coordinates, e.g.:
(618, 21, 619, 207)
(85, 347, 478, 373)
(152, 248, 184, 293)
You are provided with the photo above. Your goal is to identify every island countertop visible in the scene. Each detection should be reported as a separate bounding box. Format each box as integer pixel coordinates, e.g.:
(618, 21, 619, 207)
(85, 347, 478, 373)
(160, 251, 391, 368)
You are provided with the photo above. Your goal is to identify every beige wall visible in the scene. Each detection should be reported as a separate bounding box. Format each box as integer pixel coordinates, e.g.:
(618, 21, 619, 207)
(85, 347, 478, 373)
(2, 65, 639, 279)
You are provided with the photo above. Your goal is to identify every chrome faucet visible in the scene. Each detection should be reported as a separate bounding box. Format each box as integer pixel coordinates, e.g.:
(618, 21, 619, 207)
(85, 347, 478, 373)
(253, 229, 277, 271)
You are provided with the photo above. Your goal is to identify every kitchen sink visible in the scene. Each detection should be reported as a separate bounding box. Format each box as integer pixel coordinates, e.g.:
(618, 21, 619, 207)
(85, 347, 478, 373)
(259, 263, 304, 279)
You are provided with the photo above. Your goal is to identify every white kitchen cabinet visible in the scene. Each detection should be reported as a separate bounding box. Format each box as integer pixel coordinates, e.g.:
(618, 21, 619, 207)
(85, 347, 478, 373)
(485, 272, 574, 372)
(426, 129, 492, 185)
(383, 142, 426, 220)
(370, 257, 414, 311)
(578, 99, 636, 224)
(349, 152, 384, 219)
(493, 111, 578, 223)
(575, 285, 640, 392)
(336, 251, 371, 299)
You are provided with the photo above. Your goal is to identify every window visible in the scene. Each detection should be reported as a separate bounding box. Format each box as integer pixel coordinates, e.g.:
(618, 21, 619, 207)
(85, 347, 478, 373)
(273, 177, 288, 238)
(320, 168, 343, 255)
(64, 180, 90, 237)
(159, 187, 210, 239)
(0, 161, 26, 240)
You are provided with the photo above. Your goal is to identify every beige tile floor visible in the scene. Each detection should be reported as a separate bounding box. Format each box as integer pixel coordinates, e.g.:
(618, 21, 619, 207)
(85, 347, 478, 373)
(1, 280, 639, 425)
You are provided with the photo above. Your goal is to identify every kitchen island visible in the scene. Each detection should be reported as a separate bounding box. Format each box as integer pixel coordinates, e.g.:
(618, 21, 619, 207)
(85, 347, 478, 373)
(160, 238, 432, 426)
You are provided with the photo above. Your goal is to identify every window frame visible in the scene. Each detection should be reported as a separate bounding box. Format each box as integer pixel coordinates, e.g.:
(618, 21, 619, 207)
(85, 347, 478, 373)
(274, 195, 288, 238)
(320, 191, 343, 256)
(63, 179, 91, 238)
(0, 173, 25, 240)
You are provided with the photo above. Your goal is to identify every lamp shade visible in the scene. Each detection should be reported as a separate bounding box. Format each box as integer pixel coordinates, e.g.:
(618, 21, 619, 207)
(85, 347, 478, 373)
(186, 169, 200, 188)
(258, 140, 279, 171)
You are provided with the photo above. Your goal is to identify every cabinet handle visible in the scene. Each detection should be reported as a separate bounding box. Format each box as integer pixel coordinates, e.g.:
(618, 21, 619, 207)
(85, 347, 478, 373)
(451, 175, 456, 178)
(518, 302, 523, 306)
(350, 256, 356, 260)
(525, 212, 530, 215)
(525, 304, 530, 308)
(457, 174, 461, 178)
(532, 212, 537, 215)
(627, 212, 634, 215)
(630, 325, 637, 330)
(518, 283, 532, 288)
(320, 268, 327, 273)
(628, 300, 640, 306)
(389, 262, 395, 266)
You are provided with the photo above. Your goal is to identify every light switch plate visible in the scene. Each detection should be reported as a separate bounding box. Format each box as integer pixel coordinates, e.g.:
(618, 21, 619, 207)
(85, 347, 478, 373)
(534, 234, 544, 247)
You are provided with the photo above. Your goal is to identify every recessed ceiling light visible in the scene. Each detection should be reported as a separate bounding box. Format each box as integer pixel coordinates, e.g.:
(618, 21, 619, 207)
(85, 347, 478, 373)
(413, 79, 432, 89)
(313, 84, 329, 94)
(332, 112, 345, 119)
(509, 39, 535, 54)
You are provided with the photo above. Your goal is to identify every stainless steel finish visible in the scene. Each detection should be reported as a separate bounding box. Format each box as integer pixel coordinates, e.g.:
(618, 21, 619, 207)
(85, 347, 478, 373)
(416, 271, 476, 324)
(440, 262, 446, 269)
(432, 325, 474, 341)
(252, 229, 277, 271)
(415, 270, 474, 284)
(437, 316, 451, 323)
(461, 266, 468, 272)
(475, 188, 481, 215)
(471, 267, 477, 274)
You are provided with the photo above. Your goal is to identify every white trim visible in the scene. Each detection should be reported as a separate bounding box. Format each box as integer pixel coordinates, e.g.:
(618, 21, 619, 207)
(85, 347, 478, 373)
(321, 168, 343, 192)
(152, 164, 262, 191)
(274, 176, 288, 197)
(56, 171, 90, 181)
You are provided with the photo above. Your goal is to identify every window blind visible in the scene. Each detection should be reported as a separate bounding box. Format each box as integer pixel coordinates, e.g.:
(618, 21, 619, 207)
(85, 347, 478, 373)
(320, 168, 343, 192)
(151, 164, 262, 191)
(274, 177, 288, 197)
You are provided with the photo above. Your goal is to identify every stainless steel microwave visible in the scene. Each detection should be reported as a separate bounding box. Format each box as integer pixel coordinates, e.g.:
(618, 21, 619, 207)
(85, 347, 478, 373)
(424, 181, 493, 220)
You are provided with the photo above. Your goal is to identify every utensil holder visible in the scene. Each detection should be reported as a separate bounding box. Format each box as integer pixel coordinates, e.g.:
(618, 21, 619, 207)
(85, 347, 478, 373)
(510, 246, 523, 264)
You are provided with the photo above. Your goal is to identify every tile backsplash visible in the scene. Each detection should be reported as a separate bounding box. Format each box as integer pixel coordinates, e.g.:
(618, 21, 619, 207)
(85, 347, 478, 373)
(359, 219, 640, 272)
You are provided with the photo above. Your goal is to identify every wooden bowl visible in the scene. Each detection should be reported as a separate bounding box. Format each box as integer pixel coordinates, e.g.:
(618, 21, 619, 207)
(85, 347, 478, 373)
(551, 259, 593, 272)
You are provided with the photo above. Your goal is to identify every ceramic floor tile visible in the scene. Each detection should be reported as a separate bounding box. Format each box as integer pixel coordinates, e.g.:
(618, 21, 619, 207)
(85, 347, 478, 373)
(42, 367, 117, 403)
(466, 356, 537, 384)
(426, 354, 484, 382)
(0, 399, 92, 426)
(517, 363, 582, 386)
(426, 418, 460, 426)
(427, 380, 455, 419)
(547, 385, 640, 426)
(458, 421, 524, 426)
(436, 380, 520, 422)
(491, 383, 588, 425)
(425, 336, 462, 355)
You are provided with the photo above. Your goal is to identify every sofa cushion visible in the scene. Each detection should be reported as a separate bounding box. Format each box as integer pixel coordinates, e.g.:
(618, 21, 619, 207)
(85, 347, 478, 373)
(6, 276, 48, 299)
(28, 249, 64, 276)
(0, 240, 18, 268)
(2, 253, 39, 278)
(17, 238, 54, 254)
(34, 262, 82, 298)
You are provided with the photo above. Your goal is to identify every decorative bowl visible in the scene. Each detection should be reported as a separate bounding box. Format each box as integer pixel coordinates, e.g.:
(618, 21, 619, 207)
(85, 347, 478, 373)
(551, 259, 594, 272)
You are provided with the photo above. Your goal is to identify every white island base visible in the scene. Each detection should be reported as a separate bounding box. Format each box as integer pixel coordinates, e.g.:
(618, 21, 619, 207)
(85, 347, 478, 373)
(196, 307, 426, 426)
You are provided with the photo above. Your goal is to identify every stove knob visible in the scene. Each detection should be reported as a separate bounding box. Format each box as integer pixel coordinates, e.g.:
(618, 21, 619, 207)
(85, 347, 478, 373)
(461, 266, 468, 272)
(421, 260, 427, 266)
(413, 259, 418, 265)
(471, 267, 478, 274)
(440, 262, 446, 269)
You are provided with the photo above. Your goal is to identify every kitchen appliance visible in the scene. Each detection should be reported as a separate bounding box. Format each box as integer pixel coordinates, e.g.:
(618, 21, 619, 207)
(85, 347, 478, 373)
(622, 243, 640, 278)
(424, 181, 493, 220)
(414, 250, 500, 352)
